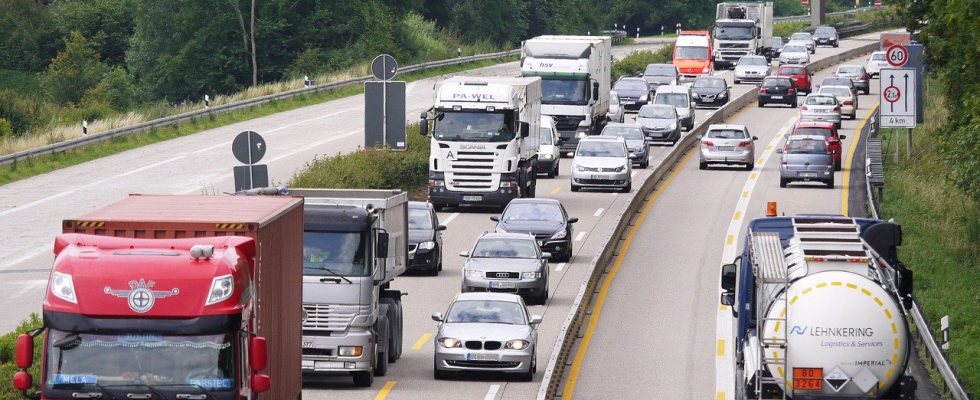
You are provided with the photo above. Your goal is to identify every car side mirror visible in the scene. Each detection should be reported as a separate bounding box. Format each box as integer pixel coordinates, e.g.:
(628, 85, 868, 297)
(431, 312, 444, 322)
(250, 336, 268, 371)
(839, 135, 846, 140)
(490, 216, 500, 222)
(720, 292, 735, 306)
(251, 374, 271, 393)
(568, 217, 579, 224)
(776, 148, 784, 154)
(752, 136, 759, 141)
(592, 81, 600, 101)
(459, 251, 469, 258)
(542, 252, 552, 260)
(529, 315, 543, 325)
(419, 112, 429, 136)
(436, 225, 447, 231)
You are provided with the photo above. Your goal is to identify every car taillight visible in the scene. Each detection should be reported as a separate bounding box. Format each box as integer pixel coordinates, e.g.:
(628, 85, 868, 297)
(834, 106, 842, 112)
(738, 141, 752, 148)
(788, 88, 796, 94)
(801, 105, 808, 111)
(842, 101, 853, 105)
(759, 87, 768, 94)
(861, 74, 868, 80)
(704, 140, 714, 148)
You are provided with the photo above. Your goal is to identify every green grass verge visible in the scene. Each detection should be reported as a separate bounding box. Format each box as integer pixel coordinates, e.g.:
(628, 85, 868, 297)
(0, 314, 42, 399)
(0, 57, 514, 186)
(878, 81, 980, 395)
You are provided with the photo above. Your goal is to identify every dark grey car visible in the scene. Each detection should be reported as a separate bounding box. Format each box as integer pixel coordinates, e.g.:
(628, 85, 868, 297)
(408, 201, 446, 275)
(613, 77, 651, 111)
(600, 123, 650, 168)
(642, 63, 679, 92)
(691, 76, 731, 108)
(460, 233, 550, 305)
(492, 198, 578, 262)
(777, 135, 835, 188)
(635, 104, 681, 144)
(813, 26, 839, 47)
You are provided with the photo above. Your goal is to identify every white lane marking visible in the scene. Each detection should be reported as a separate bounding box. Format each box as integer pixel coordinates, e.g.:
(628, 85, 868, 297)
(484, 384, 500, 400)
(555, 262, 567, 272)
(593, 208, 604, 217)
(441, 212, 461, 226)
(192, 107, 361, 155)
(2, 245, 50, 271)
(574, 232, 586, 242)
(715, 115, 797, 400)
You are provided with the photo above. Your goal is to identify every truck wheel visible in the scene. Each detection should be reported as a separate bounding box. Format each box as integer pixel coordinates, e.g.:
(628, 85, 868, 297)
(353, 371, 373, 387)
(374, 315, 389, 376)
(381, 295, 403, 360)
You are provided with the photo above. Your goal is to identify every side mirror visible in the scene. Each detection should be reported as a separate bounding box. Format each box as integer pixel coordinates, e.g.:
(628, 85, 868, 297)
(419, 112, 429, 136)
(13, 371, 32, 391)
(721, 262, 737, 292)
(592, 81, 600, 101)
(542, 252, 552, 260)
(529, 315, 543, 325)
(251, 374, 271, 393)
(459, 251, 469, 258)
(250, 336, 268, 371)
(776, 148, 784, 154)
(16, 334, 33, 368)
(376, 231, 389, 258)
(436, 225, 447, 231)
(520, 122, 530, 138)
(720, 292, 735, 306)
(431, 312, 444, 322)
(696, 135, 702, 140)
(839, 135, 847, 140)
(567, 217, 579, 224)
(752, 136, 759, 141)
(490, 216, 500, 222)
(690, 101, 696, 109)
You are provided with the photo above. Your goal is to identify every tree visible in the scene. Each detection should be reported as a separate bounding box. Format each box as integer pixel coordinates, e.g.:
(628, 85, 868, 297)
(42, 31, 108, 105)
(83, 67, 137, 112)
(450, 0, 527, 46)
(227, 0, 258, 87)
(0, 0, 59, 71)
(50, 0, 136, 65)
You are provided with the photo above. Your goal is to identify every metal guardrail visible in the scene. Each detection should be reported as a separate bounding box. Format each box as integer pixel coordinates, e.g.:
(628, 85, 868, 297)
(774, 6, 877, 24)
(863, 107, 973, 400)
(0, 49, 521, 167)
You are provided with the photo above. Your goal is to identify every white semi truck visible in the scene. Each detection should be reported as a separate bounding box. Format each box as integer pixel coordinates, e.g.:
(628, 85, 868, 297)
(713, 2, 774, 68)
(720, 214, 917, 399)
(291, 188, 408, 388)
(420, 76, 541, 210)
(521, 35, 611, 155)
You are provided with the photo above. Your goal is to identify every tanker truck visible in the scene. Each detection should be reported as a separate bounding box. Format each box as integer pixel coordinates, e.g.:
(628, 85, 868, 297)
(720, 214, 917, 399)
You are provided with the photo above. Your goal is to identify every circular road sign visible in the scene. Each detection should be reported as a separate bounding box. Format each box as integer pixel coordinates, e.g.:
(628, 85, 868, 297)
(232, 130, 266, 164)
(371, 54, 398, 81)
(886, 44, 909, 67)
(883, 85, 901, 104)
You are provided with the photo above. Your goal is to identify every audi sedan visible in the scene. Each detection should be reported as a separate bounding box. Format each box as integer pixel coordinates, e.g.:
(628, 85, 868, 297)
(432, 293, 541, 381)
(460, 232, 550, 304)
(492, 198, 578, 262)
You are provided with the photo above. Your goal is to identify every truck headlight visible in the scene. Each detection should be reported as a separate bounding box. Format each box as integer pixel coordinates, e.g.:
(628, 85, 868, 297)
(438, 337, 462, 348)
(505, 340, 529, 350)
(338, 346, 363, 357)
(522, 272, 542, 279)
(550, 230, 566, 240)
(429, 180, 445, 187)
(206, 275, 234, 305)
(418, 241, 436, 250)
(464, 269, 483, 279)
(499, 181, 517, 188)
(51, 272, 77, 304)
(702, 67, 710, 73)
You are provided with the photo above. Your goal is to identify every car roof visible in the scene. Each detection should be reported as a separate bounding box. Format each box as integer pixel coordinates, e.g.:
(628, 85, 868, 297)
(604, 122, 642, 129)
(580, 135, 626, 143)
(787, 134, 827, 141)
(820, 85, 853, 93)
(408, 201, 433, 210)
(479, 232, 536, 241)
(507, 198, 562, 206)
(455, 292, 524, 303)
(640, 103, 675, 110)
(783, 41, 808, 47)
(708, 124, 747, 131)
(795, 121, 836, 129)
(695, 75, 725, 81)
(837, 64, 864, 69)
(806, 93, 837, 99)
(617, 77, 646, 82)
(739, 55, 766, 60)
(655, 85, 689, 93)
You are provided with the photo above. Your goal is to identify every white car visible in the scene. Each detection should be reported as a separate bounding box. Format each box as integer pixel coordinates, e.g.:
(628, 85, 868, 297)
(865, 51, 888, 78)
(734, 55, 771, 84)
(818, 85, 858, 120)
(570, 136, 632, 193)
(608, 91, 625, 123)
(789, 32, 816, 54)
(779, 42, 810, 65)
(535, 116, 561, 178)
(653, 85, 695, 130)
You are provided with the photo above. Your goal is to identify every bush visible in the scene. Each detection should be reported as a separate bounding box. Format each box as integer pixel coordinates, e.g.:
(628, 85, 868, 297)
(612, 45, 674, 82)
(396, 12, 452, 61)
(41, 31, 107, 105)
(82, 67, 137, 112)
(0, 89, 49, 136)
(0, 118, 13, 138)
(0, 314, 43, 399)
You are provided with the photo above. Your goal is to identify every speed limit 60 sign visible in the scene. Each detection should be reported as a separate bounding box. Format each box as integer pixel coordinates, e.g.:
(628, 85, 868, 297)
(886, 45, 909, 67)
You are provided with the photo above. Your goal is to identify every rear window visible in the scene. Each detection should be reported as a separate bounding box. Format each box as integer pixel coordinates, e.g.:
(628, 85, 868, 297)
(706, 129, 748, 139)
(779, 67, 804, 75)
(614, 80, 647, 91)
(793, 127, 833, 138)
(763, 78, 792, 87)
(838, 66, 863, 74)
(805, 96, 838, 106)
(783, 45, 806, 53)
(872, 53, 886, 61)
(786, 139, 827, 154)
(820, 87, 851, 97)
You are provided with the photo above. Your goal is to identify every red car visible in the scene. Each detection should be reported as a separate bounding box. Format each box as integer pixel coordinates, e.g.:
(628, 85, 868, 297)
(777, 65, 813, 94)
(790, 121, 846, 170)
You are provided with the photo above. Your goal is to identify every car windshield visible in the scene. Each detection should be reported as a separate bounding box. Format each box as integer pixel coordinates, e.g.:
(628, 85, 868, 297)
(614, 80, 647, 92)
(446, 300, 526, 325)
(503, 203, 564, 222)
(539, 127, 554, 145)
(783, 45, 806, 53)
(739, 57, 767, 66)
(779, 67, 804, 75)
(820, 87, 851, 97)
(541, 78, 588, 105)
(794, 128, 833, 138)
(576, 141, 626, 157)
(408, 208, 433, 229)
(806, 96, 838, 106)
(644, 65, 676, 77)
(838, 66, 863, 75)
(675, 46, 709, 60)
(786, 139, 828, 154)
(763, 79, 792, 87)
(639, 106, 676, 119)
(471, 238, 538, 259)
(815, 27, 835, 34)
(432, 111, 515, 142)
(303, 231, 368, 277)
(713, 25, 755, 40)
(693, 78, 725, 88)
(655, 93, 689, 108)
(602, 126, 644, 139)
(791, 33, 811, 40)
(44, 330, 235, 394)
(706, 129, 748, 139)
(872, 53, 886, 61)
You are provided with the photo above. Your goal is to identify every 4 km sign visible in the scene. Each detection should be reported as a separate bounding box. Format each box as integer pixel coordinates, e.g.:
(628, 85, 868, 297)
(880, 68, 917, 128)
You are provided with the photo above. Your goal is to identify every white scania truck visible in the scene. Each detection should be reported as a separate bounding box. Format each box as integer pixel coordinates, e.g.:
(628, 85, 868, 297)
(521, 35, 611, 155)
(720, 214, 917, 399)
(420, 76, 541, 210)
(713, 2, 774, 68)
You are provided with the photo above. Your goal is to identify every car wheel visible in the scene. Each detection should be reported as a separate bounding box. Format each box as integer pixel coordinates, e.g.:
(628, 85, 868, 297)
(563, 242, 573, 262)
(790, 100, 797, 108)
(640, 159, 649, 169)
(835, 160, 842, 171)
(622, 182, 632, 193)
(433, 359, 448, 380)
(779, 178, 788, 188)
(836, 122, 842, 129)
(570, 184, 580, 192)
(734, 79, 741, 84)
(699, 160, 708, 170)
(745, 162, 754, 171)
(758, 100, 765, 108)
(433, 204, 445, 212)
(826, 179, 835, 189)
(519, 353, 535, 382)
(353, 370, 374, 387)
(864, 88, 870, 95)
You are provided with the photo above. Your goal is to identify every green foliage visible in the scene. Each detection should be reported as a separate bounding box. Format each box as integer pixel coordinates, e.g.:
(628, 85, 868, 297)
(0, 90, 49, 136)
(451, 0, 527, 46)
(284, 47, 329, 81)
(0, 0, 59, 71)
(774, 21, 809, 38)
(83, 67, 137, 112)
(0, 314, 43, 399)
(50, 0, 136, 65)
(0, 69, 42, 94)
(0, 119, 13, 138)
(396, 12, 452, 61)
(611, 45, 674, 82)
(42, 31, 107, 105)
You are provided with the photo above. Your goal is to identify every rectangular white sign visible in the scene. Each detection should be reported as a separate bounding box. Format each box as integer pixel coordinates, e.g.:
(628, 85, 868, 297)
(879, 68, 917, 128)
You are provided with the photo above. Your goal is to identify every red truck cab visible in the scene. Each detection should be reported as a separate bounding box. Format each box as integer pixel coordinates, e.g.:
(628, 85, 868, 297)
(673, 30, 713, 80)
(790, 121, 846, 170)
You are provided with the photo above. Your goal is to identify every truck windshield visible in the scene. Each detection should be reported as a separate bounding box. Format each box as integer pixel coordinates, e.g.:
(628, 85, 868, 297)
(44, 330, 235, 396)
(675, 46, 709, 60)
(304, 231, 369, 277)
(541, 78, 588, 105)
(713, 25, 755, 40)
(432, 111, 515, 142)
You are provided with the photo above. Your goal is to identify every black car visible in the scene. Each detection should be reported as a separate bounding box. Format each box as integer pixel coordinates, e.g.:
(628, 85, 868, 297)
(691, 76, 731, 108)
(408, 201, 446, 275)
(758, 76, 798, 108)
(491, 198, 578, 262)
(612, 77, 650, 111)
(813, 26, 839, 47)
(767, 37, 785, 60)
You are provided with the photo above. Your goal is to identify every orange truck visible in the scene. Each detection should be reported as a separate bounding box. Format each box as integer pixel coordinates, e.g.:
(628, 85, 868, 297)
(673, 30, 713, 81)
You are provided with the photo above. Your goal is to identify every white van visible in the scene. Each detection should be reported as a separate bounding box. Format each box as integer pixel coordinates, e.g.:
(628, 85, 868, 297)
(654, 85, 696, 130)
(536, 115, 561, 177)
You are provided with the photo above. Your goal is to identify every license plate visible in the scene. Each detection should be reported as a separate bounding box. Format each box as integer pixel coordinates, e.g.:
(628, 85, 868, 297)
(771, 95, 783, 99)
(466, 353, 499, 361)
(590, 174, 610, 180)
(302, 360, 314, 369)
(793, 368, 823, 390)
(489, 281, 516, 289)
(463, 195, 482, 202)
(800, 172, 817, 177)
(717, 146, 735, 152)
(315, 361, 344, 369)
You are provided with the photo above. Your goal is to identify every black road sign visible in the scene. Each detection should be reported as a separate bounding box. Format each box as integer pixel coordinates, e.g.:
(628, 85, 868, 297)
(232, 131, 266, 164)
(371, 54, 398, 81)
(365, 81, 407, 150)
(234, 164, 269, 192)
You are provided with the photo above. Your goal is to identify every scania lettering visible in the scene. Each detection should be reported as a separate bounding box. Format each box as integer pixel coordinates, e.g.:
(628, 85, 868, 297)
(713, 2, 774, 68)
(421, 76, 542, 210)
(720, 213, 917, 399)
(521, 35, 612, 154)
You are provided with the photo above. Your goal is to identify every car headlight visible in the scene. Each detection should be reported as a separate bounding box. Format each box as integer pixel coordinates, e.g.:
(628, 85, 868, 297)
(522, 271, 542, 279)
(576, 131, 587, 139)
(464, 269, 483, 278)
(418, 241, 436, 250)
(613, 166, 625, 172)
(574, 164, 586, 172)
(338, 346, 363, 357)
(551, 229, 567, 240)
(51, 272, 77, 304)
(505, 340, 530, 350)
(206, 274, 235, 305)
(702, 67, 710, 73)
(439, 337, 462, 348)
(669, 122, 677, 130)
(639, 94, 648, 102)
(718, 91, 728, 98)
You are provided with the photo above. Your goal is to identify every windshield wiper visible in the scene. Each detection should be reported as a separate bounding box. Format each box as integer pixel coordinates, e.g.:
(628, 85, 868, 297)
(314, 267, 352, 284)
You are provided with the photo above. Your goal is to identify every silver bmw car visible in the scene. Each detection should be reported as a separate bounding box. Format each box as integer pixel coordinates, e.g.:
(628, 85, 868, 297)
(432, 292, 541, 381)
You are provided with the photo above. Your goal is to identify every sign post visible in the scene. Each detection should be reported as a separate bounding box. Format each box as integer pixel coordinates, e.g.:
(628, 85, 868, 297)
(365, 54, 407, 151)
(232, 130, 270, 191)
